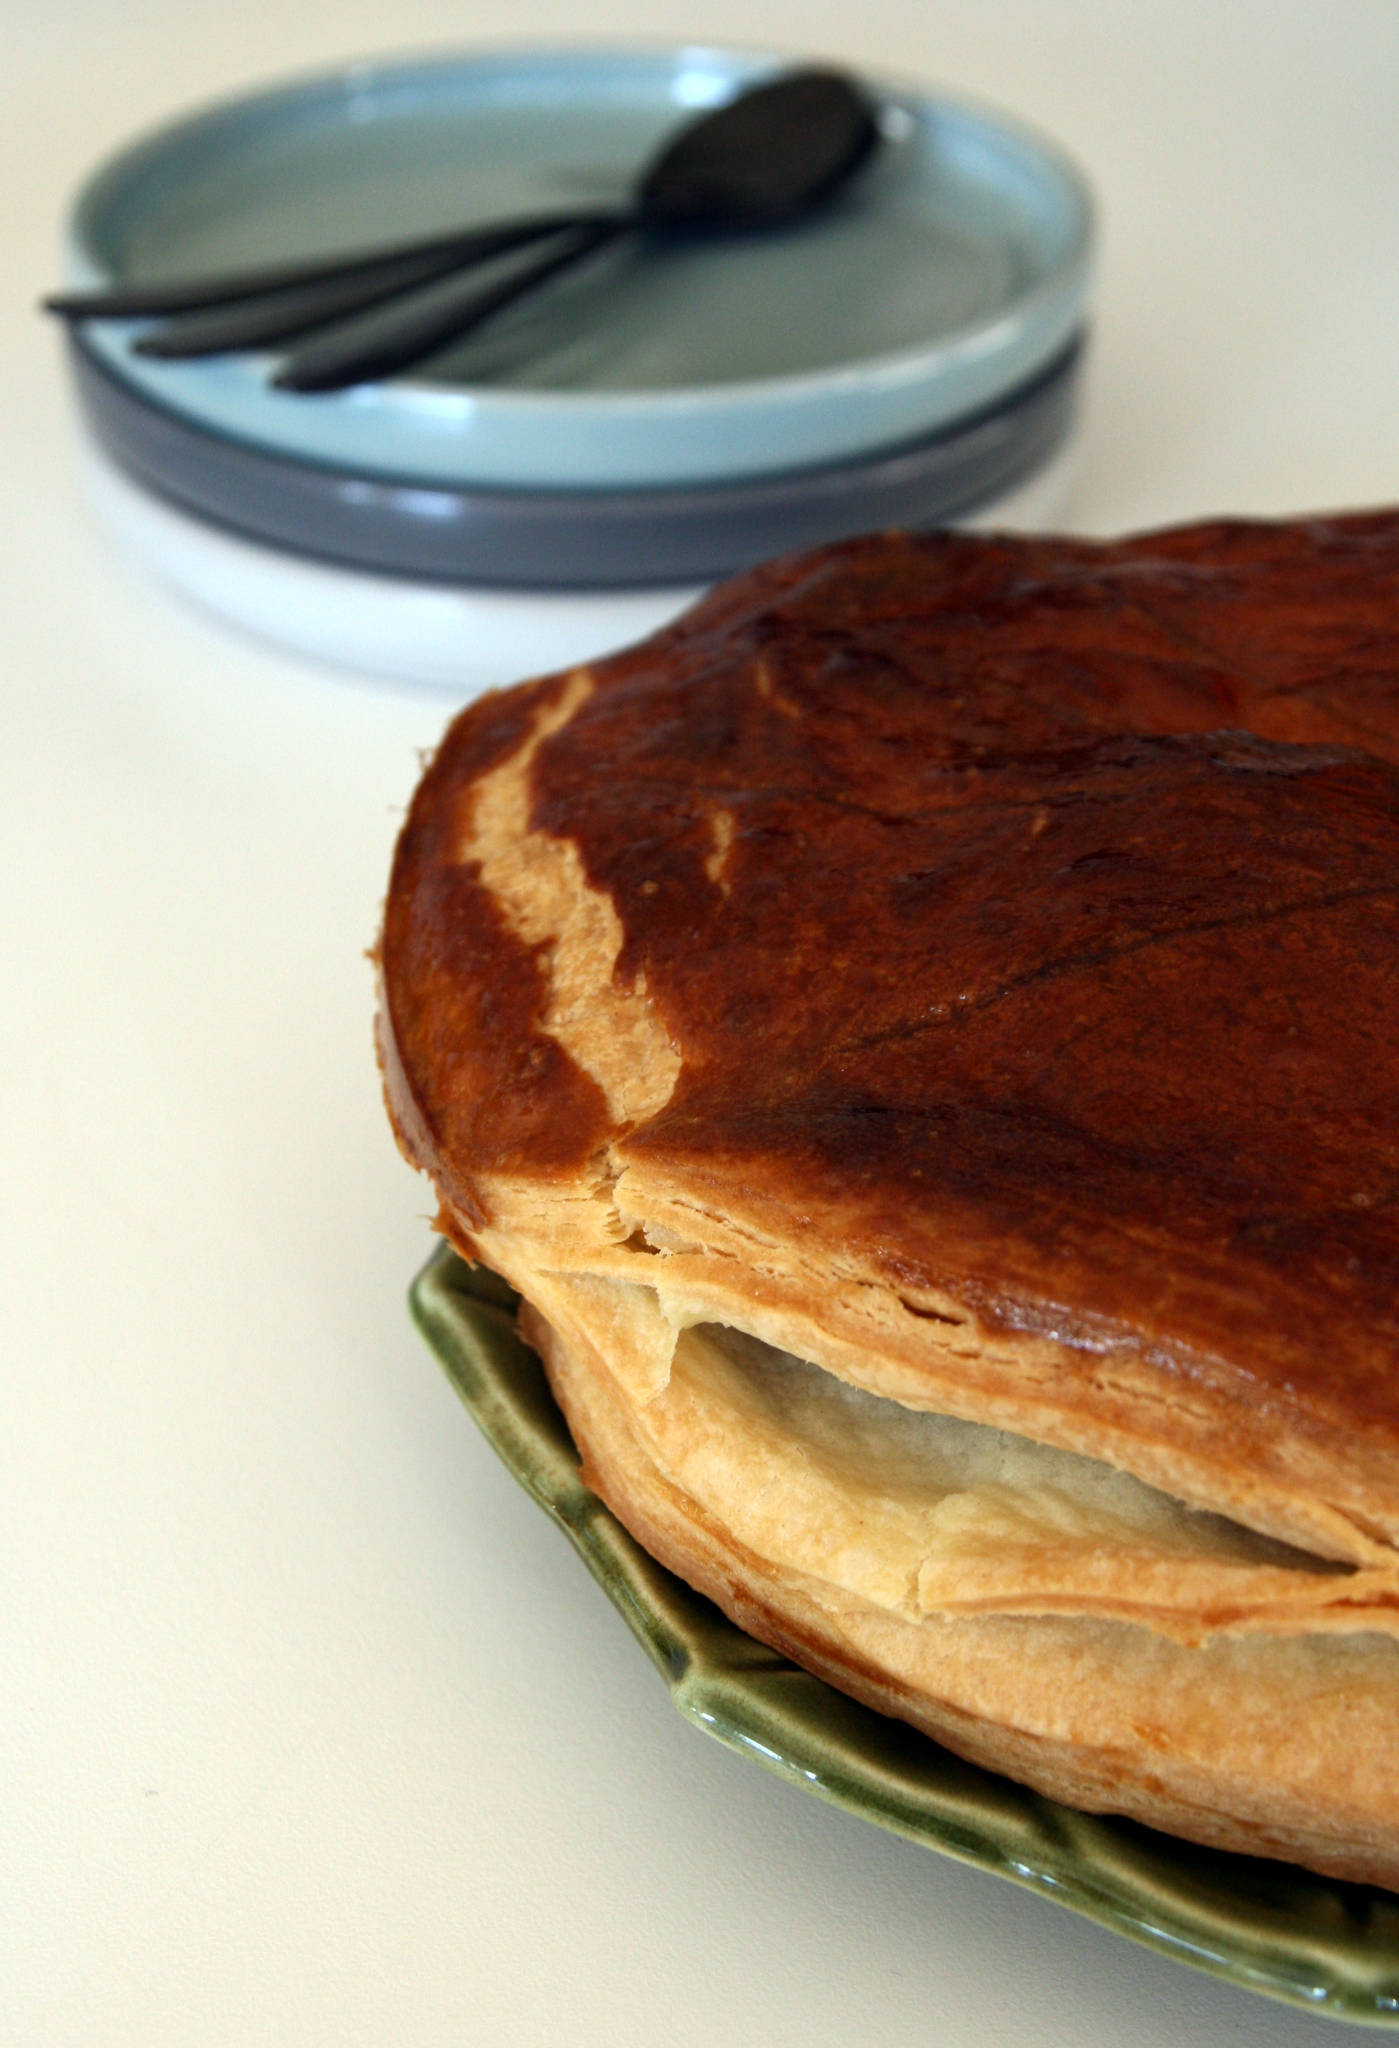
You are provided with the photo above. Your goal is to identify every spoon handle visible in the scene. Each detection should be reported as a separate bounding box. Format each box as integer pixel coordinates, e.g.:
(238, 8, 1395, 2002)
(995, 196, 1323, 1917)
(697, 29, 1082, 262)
(43, 210, 612, 322)
(272, 218, 628, 394)
(131, 234, 574, 360)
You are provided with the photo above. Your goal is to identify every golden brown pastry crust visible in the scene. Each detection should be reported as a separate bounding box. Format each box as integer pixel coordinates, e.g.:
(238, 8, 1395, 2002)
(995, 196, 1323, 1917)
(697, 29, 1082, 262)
(523, 1300, 1399, 1891)
(379, 511, 1399, 1884)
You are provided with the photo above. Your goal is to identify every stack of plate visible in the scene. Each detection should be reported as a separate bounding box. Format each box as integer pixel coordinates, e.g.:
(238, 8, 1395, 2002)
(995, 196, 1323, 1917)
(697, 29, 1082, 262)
(60, 46, 1095, 691)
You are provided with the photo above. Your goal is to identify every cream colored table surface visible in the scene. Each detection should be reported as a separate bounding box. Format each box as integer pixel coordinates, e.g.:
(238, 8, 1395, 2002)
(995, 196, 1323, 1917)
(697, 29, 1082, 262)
(6, 4, 1399, 2042)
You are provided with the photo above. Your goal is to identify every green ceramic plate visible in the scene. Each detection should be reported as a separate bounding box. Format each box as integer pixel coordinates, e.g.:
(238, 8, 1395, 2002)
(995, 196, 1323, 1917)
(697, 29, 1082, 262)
(409, 1243, 1399, 2024)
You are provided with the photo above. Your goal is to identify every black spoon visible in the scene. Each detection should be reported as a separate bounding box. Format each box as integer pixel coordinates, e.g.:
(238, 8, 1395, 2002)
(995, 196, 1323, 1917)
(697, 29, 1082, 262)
(44, 69, 881, 392)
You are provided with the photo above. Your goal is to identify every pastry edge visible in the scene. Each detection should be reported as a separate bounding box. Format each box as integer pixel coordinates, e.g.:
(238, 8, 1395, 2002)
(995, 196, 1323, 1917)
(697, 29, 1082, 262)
(520, 1296, 1399, 1893)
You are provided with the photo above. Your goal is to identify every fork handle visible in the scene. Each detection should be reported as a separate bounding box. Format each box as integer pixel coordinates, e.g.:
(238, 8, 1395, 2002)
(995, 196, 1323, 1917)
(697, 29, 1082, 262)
(43, 210, 614, 321)
(131, 234, 578, 360)
(272, 218, 628, 394)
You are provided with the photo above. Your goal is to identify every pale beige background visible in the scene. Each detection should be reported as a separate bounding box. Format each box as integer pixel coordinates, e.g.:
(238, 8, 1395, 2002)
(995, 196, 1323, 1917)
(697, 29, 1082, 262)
(5, 5, 1399, 2042)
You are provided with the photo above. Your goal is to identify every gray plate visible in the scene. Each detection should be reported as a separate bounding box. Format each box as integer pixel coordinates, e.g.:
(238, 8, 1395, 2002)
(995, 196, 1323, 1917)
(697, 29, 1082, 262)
(68, 330, 1081, 589)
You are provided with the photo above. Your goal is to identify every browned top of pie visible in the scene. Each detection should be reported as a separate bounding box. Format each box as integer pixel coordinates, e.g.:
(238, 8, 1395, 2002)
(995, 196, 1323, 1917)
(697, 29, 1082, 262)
(381, 511, 1399, 1492)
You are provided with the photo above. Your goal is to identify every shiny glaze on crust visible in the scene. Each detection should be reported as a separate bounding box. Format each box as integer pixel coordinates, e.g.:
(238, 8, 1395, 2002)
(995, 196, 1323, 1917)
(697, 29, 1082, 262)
(381, 672, 612, 1234)
(382, 512, 1399, 1447)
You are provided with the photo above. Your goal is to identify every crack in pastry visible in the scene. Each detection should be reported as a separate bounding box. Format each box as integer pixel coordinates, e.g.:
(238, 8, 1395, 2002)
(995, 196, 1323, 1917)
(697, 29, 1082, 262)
(636, 1324, 1399, 1642)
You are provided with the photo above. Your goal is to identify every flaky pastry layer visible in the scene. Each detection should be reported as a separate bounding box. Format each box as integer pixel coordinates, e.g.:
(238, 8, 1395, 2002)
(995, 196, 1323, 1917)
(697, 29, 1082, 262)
(522, 1289, 1399, 1891)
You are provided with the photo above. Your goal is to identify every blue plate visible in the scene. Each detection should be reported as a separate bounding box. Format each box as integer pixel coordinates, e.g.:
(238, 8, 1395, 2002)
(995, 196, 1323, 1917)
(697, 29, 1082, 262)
(63, 45, 1094, 490)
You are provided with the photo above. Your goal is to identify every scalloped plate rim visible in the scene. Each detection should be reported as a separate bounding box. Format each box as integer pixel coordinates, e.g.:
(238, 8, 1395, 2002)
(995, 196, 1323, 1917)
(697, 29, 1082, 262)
(408, 1241, 1399, 2025)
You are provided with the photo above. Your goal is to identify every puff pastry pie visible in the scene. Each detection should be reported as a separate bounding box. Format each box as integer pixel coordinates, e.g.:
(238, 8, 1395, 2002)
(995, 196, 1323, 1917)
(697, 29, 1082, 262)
(379, 512, 1399, 1887)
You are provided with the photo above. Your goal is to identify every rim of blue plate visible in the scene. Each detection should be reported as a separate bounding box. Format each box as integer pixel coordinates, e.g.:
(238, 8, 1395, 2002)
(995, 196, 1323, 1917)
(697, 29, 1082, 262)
(61, 43, 1095, 490)
(408, 1244, 1399, 2026)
